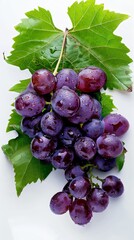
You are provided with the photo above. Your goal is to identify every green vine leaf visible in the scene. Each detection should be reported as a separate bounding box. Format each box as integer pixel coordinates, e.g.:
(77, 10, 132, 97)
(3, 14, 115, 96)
(6, 109, 22, 133)
(116, 147, 127, 171)
(101, 93, 117, 117)
(10, 79, 31, 93)
(2, 134, 52, 196)
(7, 0, 132, 91)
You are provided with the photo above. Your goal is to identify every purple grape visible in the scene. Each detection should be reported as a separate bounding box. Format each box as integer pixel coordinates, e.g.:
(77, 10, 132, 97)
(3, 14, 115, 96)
(15, 91, 45, 117)
(96, 134, 123, 158)
(55, 69, 78, 90)
(31, 133, 57, 160)
(82, 119, 104, 139)
(103, 113, 129, 136)
(52, 86, 80, 117)
(32, 69, 55, 95)
(68, 94, 94, 124)
(77, 66, 107, 92)
(51, 148, 74, 169)
(59, 126, 82, 147)
(41, 112, 63, 137)
(65, 165, 86, 181)
(93, 154, 116, 172)
(87, 188, 109, 212)
(62, 181, 71, 194)
(102, 175, 124, 198)
(69, 176, 91, 198)
(50, 192, 72, 214)
(74, 137, 96, 161)
(69, 199, 92, 225)
(91, 98, 102, 119)
(21, 114, 42, 138)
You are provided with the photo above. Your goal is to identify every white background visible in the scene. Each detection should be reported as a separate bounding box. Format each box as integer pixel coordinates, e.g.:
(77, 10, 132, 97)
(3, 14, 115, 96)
(0, 0, 134, 239)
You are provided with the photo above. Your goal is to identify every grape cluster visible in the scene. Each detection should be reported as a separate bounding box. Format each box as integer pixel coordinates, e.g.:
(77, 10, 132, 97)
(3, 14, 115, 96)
(15, 67, 129, 225)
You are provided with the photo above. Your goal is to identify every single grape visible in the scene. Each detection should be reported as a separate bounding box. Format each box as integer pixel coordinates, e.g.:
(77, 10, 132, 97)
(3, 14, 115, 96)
(55, 69, 78, 90)
(59, 126, 82, 147)
(31, 133, 57, 160)
(65, 165, 86, 181)
(41, 111, 63, 137)
(69, 176, 91, 198)
(102, 175, 124, 198)
(87, 188, 109, 212)
(32, 69, 55, 95)
(74, 137, 96, 161)
(51, 148, 74, 169)
(69, 199, 92, 225)
(82, 119, 104, 139)
(77, 66, 107, 92)
(103, 113, 129, 136)
(51, 86, 80, 117)
(68, 94, 94, 124)
(50, 192, 72, 215)
(91, 98, 102, 119)
(96, 134, 123, 158)
(21, 114, 42, 138)
(15, 91, 45, 117)
(93, 154, 116, 172)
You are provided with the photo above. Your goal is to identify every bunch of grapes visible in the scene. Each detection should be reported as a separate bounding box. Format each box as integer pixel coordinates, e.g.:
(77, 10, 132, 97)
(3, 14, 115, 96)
(15, 66, 129, 225)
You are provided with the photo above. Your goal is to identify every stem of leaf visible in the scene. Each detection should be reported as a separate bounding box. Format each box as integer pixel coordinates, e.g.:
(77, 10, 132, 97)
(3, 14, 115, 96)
(53, 28, 68, 76)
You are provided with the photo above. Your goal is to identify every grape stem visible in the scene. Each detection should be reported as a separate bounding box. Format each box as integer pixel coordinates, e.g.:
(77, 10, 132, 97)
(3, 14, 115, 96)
(53, 28, 68, 76)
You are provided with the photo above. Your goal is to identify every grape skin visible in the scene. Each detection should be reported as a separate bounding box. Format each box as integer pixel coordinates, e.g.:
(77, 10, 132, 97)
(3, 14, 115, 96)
(102, 175, 124, 198)
(51, 86, 80, 117)
(55, 68, 78, 90)
(103, 113, 129, 136)
(82, 119, 104, 140)
(69, 176, 91, 199)
(15, 91, 45, 117)
(51, 148, 74, 169)
(93, 154, 116, 172)
(87, 188, 109, 212)
(65, 165, 86, 181)
(69, 199, 92, 225)
(50, 192, 72, 215)
(96, 134, 123, 158)
(31, 133, 57, 160)
(21, 114, 42, 138)
(74, 137, 96, 161)
(77, 66, 107, 93)
(32, 69, 55, 95)
(59, 126, 82, 147)
(41, 111, 63, 137)
(68, 94, 94, 124)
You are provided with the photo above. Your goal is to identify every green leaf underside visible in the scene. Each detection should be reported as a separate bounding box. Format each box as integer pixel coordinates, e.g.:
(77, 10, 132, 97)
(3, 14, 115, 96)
(6, 109, 22, 133)
(116, 148, 127, 171)
(101, 93, 117, 117)
(2, 134, 52, 196)
(7, 0, 132, 91)
(10, 78, 31, 93)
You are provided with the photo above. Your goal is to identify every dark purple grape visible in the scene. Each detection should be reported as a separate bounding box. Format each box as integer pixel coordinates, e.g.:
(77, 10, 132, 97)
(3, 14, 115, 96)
(103, 113, 129, 136)
(31, 133, 57, 160)
(74, 137, 96, 161)
(55, 69, 78, 90)
(87, 188, 109, 212)
(50, 192, 72, 214)
(51, 148, 74, 169)
(93, 154, 116, 172)
(96, 134, 123, 158)
(41, 112, 63, 137)
(15, 91, 45, 117)
(32, 69, 55, 95)
(21, 114, 42, 138)
(69, 199, 92, 225)
(91, 98, 102, 119)
(65, 165, 86, 181)
(69, 176, 91, 198)
(59, 126, 82, 147)
(102, 175, 124, 198)
(62, 182, 71, 194)
(82, 119, 104, 139)
(77, 66, 107, 92)
(51, 86, 80, 117)
(68, 94, 94, 124)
